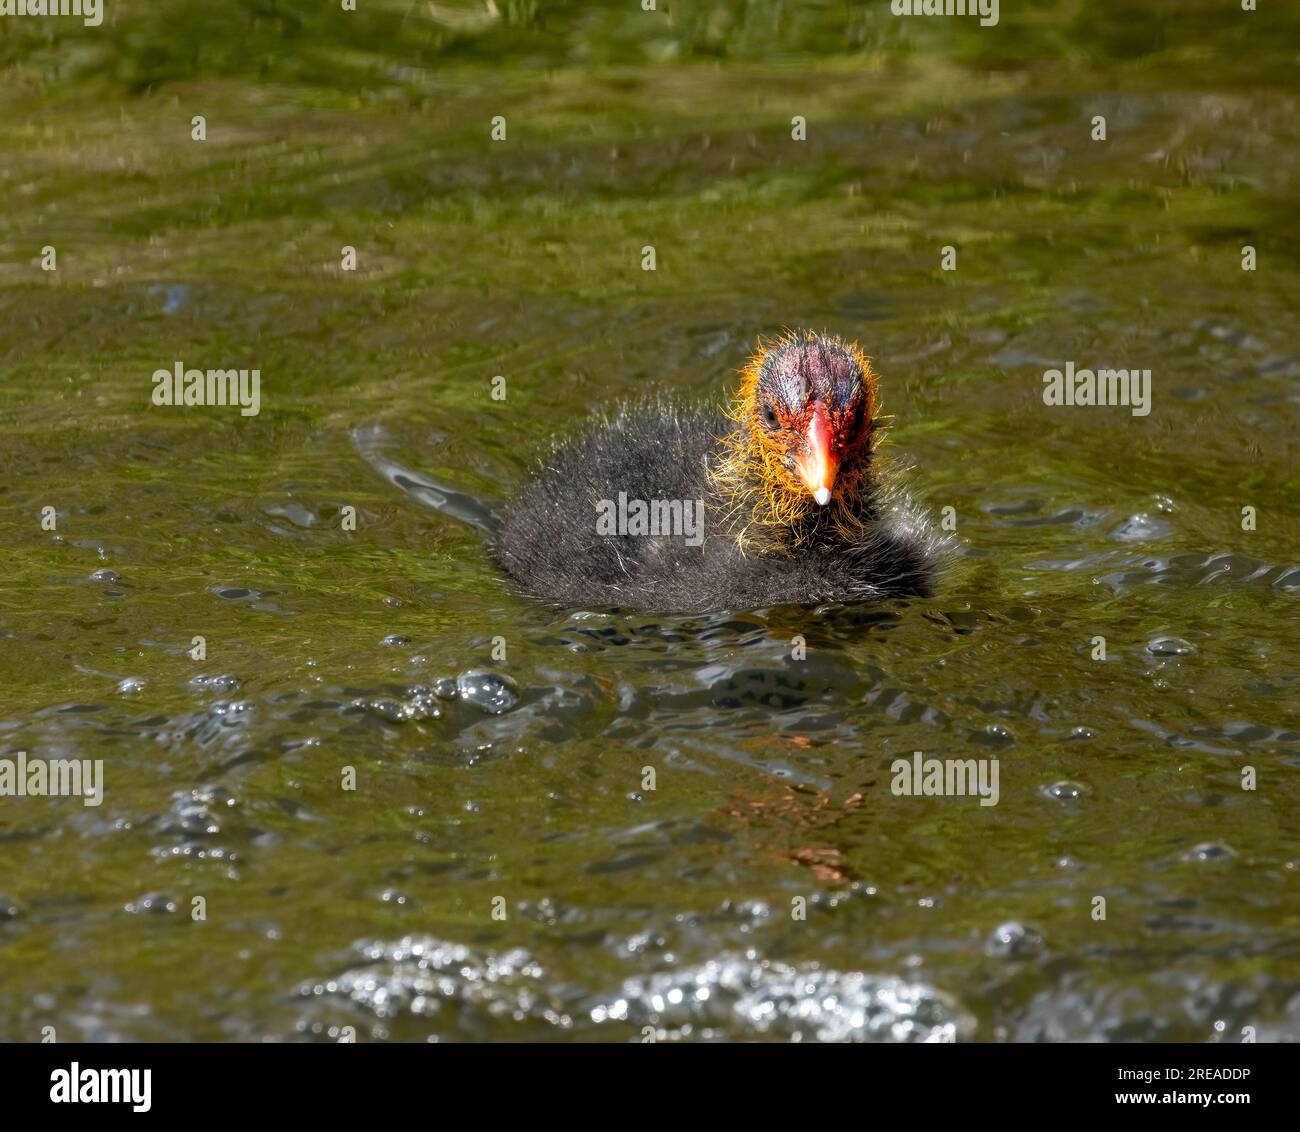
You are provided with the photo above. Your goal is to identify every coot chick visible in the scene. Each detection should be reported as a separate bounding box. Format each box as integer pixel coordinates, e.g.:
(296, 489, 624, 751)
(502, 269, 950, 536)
(495, 330, 944, 612)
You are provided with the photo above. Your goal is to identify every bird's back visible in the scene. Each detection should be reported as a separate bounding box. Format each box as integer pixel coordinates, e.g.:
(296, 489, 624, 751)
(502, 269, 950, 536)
(494, 409, 722, 608)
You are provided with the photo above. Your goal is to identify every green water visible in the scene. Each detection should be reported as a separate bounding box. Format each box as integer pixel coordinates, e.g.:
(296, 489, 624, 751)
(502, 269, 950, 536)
(1, 1, 1298, 1041)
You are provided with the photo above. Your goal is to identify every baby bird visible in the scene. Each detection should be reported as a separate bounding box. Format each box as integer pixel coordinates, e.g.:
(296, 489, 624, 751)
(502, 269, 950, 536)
(494, 330, 943, 612)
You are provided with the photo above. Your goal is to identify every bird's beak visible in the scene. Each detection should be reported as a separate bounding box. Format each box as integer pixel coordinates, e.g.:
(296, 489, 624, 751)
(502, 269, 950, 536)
(795, 402, 838, 506)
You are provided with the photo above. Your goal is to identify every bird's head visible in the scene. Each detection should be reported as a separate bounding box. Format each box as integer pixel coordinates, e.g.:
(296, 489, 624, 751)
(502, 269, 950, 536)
(716, 330, 882, 540)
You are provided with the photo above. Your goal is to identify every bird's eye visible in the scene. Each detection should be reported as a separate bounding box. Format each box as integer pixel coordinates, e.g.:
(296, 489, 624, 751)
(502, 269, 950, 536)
(761, 403, 780, 429)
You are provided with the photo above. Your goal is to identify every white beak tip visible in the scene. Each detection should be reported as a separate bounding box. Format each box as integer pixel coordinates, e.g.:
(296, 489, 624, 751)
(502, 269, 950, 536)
(812, 487, 831, 506)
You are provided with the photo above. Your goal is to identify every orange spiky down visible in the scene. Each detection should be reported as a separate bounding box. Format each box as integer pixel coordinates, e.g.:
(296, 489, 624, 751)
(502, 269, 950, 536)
(709, 329, 889, 552)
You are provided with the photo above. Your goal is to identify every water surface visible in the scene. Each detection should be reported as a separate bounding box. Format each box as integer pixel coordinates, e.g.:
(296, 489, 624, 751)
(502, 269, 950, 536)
(1, 1, 1298, 1042)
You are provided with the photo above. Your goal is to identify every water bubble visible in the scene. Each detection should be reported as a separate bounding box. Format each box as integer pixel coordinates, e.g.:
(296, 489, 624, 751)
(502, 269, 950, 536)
(190, 673, 242, 692)
(89, 569, 120, 583)
(380, 634, 411, 647)
(985, 921, 1044, 959)
(1066, 726, 1095, 741)
(166, 787, 227, 836)
(192, 784, 235, 807)
(456, 670, 518, 714)
(1147, 637, 1196, 657)
(125, 893, 179, 915)
(1183, 842, 1235, 862)
(1041, 780, 1089, 801)
(603, 956, 973, 1042)
(116, 677, 146, 694)
(304, 937, 547, 1023)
